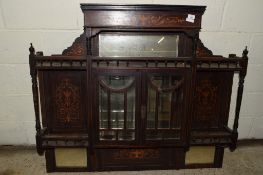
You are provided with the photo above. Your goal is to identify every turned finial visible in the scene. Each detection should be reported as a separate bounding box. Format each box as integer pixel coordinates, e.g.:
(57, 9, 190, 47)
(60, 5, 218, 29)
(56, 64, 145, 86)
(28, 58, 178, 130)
(29, 43, 35, 55)
(242, 46, 248, 58)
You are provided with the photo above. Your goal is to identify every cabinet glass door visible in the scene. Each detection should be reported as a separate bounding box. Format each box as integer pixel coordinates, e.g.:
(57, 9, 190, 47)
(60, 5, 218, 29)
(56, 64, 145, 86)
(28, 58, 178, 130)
(145, 74, 185, 141)
(97, 74, 137, 142)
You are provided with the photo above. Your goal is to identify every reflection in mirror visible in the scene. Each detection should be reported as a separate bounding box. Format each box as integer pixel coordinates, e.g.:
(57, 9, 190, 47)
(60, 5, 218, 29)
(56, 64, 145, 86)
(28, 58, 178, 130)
(99, 34, 179, 57)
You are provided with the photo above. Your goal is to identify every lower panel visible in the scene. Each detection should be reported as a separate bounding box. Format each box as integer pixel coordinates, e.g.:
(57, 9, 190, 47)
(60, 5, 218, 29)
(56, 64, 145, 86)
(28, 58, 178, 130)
(186, 146, 215, 164)
(94, 148, 185, 171)
(55, 148, 87, 168)
(45, 148, 89, 172)
(185, 146, 224, 168)
(45, 146, 224, 172)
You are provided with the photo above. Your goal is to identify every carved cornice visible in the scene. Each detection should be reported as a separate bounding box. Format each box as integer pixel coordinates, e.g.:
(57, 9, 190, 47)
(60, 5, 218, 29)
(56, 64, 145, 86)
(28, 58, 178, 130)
(196, 39, 213, 57)
(62, 33, 85, 56)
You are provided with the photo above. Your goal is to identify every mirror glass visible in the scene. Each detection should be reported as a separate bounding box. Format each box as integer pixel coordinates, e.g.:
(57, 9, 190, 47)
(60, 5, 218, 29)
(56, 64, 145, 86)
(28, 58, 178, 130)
(99, 34, 179, 57)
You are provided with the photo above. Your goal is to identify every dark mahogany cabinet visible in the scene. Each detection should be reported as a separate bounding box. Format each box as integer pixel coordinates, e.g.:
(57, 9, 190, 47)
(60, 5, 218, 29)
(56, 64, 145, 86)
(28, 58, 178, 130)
(29, 4, 248, 172)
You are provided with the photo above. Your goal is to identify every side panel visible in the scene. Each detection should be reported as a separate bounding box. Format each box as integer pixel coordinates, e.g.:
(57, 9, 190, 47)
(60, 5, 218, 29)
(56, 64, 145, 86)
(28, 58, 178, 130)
(39, 70, 87, 133)
(193, 71, 234, 129)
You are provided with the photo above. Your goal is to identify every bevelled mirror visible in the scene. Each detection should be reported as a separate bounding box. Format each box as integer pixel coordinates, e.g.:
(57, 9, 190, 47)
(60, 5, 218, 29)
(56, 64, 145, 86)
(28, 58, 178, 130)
(99, 33, 180, 57)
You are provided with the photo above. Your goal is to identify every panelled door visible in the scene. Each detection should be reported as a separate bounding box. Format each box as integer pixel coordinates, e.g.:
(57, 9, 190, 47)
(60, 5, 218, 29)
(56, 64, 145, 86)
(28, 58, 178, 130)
(93, 69, 190, 146)
(93, 70, 141, 145)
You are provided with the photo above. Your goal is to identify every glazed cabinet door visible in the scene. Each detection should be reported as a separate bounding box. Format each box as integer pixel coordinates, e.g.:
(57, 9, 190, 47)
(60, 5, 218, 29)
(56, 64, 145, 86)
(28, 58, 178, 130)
(142, 70, 191, 145)
(93, 70, 141, 145)
(39, 70, 87, 133)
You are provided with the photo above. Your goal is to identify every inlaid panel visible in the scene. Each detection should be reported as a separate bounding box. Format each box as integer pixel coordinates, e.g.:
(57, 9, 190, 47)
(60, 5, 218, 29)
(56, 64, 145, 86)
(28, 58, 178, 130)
(95, 148, 184, 170)
(40, 71, 87, 133)
(55, 79, 80, 125)
(193, 72, 234, 129)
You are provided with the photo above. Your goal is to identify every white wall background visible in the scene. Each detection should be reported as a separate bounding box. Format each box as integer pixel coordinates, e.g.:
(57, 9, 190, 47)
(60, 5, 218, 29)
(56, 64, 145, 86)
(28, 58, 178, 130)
(0, 0, 262, 145)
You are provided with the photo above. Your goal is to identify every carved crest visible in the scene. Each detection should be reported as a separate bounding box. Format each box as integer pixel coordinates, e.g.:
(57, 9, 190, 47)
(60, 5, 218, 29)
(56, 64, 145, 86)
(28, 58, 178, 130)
(196, 39, 213, 57)
(55, 78, 80, 124)
(62, 33, 85, 56)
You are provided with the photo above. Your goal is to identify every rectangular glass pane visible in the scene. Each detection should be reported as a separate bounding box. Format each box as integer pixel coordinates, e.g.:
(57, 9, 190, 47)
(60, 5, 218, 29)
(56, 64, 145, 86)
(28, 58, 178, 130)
(118, 131, 135, 140)
(158, 92, 171, 129)
(100, 130, 116, 140)
(99, 34, 179, 57)
(147, 87, 156, 129)
(99, 89, 108, 129)
(127, 88, 135, 129)
(146, 131, 162, 140)
(111, 92, 124, 129)
(146, 131, 180, 140)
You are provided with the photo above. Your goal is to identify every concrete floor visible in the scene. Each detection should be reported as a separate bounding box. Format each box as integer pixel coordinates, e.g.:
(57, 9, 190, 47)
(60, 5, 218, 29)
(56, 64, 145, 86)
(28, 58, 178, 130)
(0, 142, 262, 175)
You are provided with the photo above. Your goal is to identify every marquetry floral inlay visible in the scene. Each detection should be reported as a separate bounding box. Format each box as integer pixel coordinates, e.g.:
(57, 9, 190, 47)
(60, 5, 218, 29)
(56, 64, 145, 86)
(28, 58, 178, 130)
(55, 78, 80, 124)
(114, 149, 159, 160)
(140, 14, 185, 26)
(196, 79, 218, 120)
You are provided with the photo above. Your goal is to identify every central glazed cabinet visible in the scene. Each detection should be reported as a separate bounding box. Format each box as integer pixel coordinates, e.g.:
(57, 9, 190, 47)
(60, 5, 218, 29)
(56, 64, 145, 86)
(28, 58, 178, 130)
(29, 4, 248, 172)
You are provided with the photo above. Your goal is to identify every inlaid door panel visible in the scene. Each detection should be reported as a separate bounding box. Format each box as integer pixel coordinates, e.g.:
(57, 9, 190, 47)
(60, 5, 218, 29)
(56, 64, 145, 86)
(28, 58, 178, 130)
(40, 70, 87, 133)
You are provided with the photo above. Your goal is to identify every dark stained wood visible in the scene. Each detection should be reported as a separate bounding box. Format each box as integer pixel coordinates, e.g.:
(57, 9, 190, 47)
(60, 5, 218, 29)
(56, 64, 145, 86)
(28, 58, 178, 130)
(196, 39, 213, 57)
(81, 4, 205, 28)
(81, 4, 206, 12)
(83, 11, 202, 28)
(29, 44, 44, 155)
(193, 72, 234, 129)
(40, 71, 87, 133)
(29, 4, 248, 172)
(230, 47, 249, 151)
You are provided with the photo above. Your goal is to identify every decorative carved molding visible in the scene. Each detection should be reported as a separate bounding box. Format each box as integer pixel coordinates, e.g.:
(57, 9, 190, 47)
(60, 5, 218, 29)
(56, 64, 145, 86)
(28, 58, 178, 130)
(55, 79, 80, 125)
(62, 33, 85, 56)
(196, 39, 213, 57)
(195, 79, 218, 121)
(42, 140, 89, 147)
(113, 149, 159, 160)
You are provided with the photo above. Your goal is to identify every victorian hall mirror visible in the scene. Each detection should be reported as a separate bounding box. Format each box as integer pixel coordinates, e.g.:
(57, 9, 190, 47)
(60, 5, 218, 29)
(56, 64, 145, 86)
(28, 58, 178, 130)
(29, 4, 248, 172)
